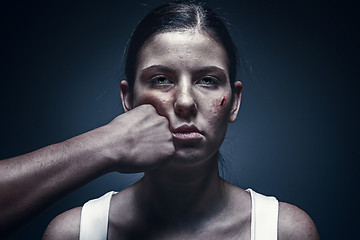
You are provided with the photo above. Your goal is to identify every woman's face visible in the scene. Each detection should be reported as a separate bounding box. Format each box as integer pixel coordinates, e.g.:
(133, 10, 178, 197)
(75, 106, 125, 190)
(123, 30, 241, 164)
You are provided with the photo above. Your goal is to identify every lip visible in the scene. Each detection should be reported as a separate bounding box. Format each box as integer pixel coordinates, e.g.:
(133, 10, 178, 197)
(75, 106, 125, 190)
(172, 124, 203, 141)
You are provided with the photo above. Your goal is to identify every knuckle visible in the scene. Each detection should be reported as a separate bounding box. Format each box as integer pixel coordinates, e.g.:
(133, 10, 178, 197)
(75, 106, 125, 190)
(140, 104, 153, 112)
(159, 115, 169, 124)
(146, 104, 156, 112)
(167, 131, 174, 139)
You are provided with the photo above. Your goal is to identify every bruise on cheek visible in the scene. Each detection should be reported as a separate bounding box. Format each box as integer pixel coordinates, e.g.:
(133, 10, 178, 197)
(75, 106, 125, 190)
(220, 96, 226, 106)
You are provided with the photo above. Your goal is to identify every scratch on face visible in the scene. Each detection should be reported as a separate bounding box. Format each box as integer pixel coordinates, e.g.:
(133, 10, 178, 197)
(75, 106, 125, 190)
(220, 96, 226, 106)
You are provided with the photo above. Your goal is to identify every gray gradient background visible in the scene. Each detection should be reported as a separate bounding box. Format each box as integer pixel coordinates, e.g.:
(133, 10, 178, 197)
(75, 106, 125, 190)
(1, 0, 357, 239)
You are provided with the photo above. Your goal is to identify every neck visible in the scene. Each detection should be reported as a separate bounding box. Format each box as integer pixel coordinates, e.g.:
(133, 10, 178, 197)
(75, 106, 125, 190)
(136, 153, 228, 224)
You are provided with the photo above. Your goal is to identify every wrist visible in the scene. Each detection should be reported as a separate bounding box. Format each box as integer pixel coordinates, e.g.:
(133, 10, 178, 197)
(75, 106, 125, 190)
(88, 122, 128, 173)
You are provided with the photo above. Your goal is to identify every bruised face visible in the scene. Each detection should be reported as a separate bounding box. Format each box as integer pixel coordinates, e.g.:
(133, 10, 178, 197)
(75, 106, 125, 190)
(123, 30, 241, 164)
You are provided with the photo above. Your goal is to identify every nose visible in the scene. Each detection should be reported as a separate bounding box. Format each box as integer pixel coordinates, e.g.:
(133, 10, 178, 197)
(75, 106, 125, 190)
(174, 82, 197, 118)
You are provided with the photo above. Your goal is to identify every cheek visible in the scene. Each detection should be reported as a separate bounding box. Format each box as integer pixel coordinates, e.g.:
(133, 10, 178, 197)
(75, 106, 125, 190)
(204, 95, 231, 124)
(213, 95, 231, 113)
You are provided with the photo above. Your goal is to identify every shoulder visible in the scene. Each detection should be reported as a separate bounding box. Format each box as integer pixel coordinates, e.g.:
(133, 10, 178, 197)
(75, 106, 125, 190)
(278, 202, 319, 240)
(43, 207, 82, 240)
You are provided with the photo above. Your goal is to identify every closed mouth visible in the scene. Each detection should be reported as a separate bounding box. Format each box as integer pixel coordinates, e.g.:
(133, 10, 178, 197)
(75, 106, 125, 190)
(172, 125, 203, 141)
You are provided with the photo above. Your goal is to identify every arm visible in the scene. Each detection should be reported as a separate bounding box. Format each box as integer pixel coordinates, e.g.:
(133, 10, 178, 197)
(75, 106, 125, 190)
(0, 126, 112, 237)
(278, 202, 320, 240)
(0, 104, 174, 237)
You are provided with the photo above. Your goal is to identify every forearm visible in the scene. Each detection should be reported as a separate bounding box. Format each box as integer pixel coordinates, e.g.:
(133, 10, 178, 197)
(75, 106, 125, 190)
(0, 105, 175, 237)
(0, 126, 113, 236)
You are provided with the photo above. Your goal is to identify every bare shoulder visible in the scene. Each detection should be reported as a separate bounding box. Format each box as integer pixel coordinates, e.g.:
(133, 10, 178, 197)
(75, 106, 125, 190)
(278, 202, 319, 240)
(43, 207, 82, 240)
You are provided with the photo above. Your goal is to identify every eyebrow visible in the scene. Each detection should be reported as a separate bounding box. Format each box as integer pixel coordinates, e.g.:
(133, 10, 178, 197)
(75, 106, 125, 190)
(193, 66, 227, 75)
(141, 65, 227, 75)
(141, 65, 176, 74)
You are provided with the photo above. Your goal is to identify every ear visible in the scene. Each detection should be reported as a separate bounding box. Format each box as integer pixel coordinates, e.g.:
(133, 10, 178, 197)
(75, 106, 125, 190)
(229, 81, 242, 122)
(120, 80, 133, 112)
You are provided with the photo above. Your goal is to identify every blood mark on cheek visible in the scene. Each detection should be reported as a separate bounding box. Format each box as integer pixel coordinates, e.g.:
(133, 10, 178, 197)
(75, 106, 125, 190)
(208, 96, 227, 118)
(220, 96, 226, 106)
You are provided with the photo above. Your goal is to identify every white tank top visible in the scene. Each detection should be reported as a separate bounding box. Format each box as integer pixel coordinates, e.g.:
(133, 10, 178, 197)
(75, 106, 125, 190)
(79, 189, 278, 240)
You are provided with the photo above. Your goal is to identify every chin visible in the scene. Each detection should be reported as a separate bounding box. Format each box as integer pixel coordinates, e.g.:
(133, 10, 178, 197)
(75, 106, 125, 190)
(171, 148, 218, 166)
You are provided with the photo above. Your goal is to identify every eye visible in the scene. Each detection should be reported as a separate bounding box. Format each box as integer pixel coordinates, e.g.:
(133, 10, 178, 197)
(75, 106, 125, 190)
(198, 76, 218, 85)
(148, 75, 174, 90)
(149, 75, 172, 85)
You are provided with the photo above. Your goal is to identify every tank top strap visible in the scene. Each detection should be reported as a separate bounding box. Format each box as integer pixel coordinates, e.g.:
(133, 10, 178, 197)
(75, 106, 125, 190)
(79, 191, 117, 240)
(246, 188, 279, 240)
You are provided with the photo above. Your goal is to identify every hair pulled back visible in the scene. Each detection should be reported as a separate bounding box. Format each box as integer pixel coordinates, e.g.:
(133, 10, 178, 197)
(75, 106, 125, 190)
(125, 0, 238, 91)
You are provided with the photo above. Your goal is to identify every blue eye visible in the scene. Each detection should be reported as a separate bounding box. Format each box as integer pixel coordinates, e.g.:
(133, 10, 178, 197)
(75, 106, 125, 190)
(148, 76, 174, 90)
(150, 76, 172, 85)
(199, 76, 218, 85)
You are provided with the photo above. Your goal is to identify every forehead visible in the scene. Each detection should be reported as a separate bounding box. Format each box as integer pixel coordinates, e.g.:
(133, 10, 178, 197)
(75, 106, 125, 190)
(136, 30, 229, 74)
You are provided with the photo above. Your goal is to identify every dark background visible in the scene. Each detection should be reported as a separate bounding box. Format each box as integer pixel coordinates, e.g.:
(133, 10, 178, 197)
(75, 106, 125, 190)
(1, 0, 358, 239)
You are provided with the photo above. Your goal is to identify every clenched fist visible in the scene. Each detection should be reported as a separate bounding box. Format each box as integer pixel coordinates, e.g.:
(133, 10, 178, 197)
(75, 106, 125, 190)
(99, 104, 175, 173)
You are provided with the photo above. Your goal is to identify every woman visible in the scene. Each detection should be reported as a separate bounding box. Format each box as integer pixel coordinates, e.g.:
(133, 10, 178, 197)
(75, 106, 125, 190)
(43, 1, 319, 239)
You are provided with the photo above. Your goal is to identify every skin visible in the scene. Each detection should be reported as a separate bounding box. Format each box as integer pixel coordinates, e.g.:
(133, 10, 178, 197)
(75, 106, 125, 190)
(43, 30, 319, 239)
